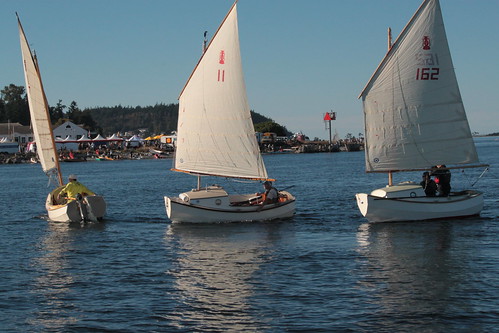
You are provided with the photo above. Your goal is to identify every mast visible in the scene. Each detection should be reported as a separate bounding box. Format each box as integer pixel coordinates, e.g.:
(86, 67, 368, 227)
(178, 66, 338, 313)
(202, 31, 208, 54)
(385, 27, 393, 186)
(387, 27, 392, 50)
(33, 54, 64, 187)
(178, 0, 239, 99)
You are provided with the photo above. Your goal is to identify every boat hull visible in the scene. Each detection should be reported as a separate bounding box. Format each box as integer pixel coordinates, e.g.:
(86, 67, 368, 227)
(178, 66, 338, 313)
(46, 188, 106, 223)
(356, 186, 483, 223)
(165, 187, 295, 223)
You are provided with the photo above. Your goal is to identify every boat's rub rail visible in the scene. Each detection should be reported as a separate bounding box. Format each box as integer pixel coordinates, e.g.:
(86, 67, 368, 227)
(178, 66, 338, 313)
(372, 190, 481, 201)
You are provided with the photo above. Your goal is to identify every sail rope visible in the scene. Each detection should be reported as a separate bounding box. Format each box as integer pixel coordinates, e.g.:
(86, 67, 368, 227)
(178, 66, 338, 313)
(459, 166, 490, 188)
(227, 178, 259, 195)
(471, 166, 492, 187)
(45, 168, 61, 188)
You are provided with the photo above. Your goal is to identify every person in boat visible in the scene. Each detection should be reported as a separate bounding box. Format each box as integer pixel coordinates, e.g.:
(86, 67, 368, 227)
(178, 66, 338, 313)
(431, 165, 452, 196)
(256, 181, 279, 209)
(420, 171, 437, 197)
(57, 174, 95, 202)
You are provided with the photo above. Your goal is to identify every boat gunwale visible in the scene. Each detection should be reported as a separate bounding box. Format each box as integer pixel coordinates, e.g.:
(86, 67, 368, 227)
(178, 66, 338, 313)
(365, 190, 482, 204)
(168, 196, 296, 214)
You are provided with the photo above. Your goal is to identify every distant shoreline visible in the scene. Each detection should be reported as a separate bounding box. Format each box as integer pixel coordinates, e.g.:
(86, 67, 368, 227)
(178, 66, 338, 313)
(475, 133, 499, 137)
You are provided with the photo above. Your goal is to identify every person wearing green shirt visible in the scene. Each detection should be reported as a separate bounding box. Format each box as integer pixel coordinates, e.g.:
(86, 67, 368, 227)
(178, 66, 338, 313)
(57, 174, 95, 202)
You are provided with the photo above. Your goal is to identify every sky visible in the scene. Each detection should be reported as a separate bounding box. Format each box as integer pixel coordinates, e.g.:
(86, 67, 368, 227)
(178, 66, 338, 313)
(2, 0, 498, 139)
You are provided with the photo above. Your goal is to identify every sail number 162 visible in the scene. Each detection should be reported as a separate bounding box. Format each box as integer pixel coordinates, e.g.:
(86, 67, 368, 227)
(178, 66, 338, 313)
(416, 67, 439, 80)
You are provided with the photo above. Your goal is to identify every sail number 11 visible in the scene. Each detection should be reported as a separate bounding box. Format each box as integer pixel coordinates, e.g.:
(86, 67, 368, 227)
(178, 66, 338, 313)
(416, 67, 439, 80)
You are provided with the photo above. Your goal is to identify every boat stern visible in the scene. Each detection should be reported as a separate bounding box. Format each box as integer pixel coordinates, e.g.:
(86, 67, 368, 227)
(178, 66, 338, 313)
(84, 195, 107, 221)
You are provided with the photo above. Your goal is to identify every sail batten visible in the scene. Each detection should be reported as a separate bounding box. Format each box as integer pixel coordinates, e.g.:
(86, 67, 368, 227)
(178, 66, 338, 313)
(359, 0, 478, 172)
(174, 3, 269, 180)
(18, 15, 62, 185)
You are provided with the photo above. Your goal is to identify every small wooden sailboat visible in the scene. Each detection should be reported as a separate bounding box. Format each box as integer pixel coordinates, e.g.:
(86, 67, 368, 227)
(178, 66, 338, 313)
(164, 1, 295, 223)
(355, 0, 487, 223)
(18, 14, 106, 222)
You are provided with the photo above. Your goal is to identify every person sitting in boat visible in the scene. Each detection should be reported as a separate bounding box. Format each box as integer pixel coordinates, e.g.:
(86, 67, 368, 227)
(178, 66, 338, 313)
(256, 181, 279, 210)
(420, 171, 437, 197)
(57, 174, 95, 202)
(431, 165, 451, 196)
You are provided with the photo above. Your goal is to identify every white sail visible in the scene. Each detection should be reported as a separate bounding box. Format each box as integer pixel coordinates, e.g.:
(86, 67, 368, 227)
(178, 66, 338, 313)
(18, 17, 61, 183)
(174, 3, 269, 180)
(359, 0, 478, 172)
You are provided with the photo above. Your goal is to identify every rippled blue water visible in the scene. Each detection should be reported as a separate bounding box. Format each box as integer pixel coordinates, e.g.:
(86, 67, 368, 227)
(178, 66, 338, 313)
(1, 137, 498, 332)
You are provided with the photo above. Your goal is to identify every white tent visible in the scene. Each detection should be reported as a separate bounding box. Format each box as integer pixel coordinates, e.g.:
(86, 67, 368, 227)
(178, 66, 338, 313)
(127, 135, 143, 142)
(127, 135, 143, 147)
(107, 133, 124, 141)
(77, 135, 92, 142)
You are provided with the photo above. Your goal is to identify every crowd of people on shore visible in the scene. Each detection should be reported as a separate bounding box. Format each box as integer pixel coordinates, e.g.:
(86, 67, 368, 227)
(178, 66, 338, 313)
(0, 143, 161, 164)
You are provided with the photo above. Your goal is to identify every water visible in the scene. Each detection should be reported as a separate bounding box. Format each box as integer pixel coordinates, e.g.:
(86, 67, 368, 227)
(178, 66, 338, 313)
(1, 137, 498, 332)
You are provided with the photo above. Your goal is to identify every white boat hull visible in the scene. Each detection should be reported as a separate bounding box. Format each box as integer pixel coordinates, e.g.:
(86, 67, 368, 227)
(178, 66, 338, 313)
(165, 186, 295, 223)
(45, 187, 106, 223)
(356, 184, 483, 223)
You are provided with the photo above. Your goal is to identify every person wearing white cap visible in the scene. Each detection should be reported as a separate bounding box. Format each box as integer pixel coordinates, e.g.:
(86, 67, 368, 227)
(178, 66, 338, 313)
(57, 174, 95, 202)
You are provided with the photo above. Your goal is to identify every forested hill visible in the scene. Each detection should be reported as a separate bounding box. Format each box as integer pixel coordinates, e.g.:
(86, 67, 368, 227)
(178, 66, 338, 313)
(86, 104, 179, 135)
(1, 83, 290, 136)
(85, 103, 289, 136)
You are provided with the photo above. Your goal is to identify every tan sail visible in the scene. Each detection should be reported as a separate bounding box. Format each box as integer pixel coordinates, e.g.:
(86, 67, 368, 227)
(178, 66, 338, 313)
(174, 2, 269, 180)
(18, 15, 62, 186)
(359, 0, 478, 173)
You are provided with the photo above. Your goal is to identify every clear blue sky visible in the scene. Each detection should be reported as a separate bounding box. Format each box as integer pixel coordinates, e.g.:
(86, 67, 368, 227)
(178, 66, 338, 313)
(2, 0, 498, 139)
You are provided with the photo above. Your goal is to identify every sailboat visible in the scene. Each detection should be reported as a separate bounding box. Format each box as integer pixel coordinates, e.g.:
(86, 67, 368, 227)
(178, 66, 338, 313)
(18, 14, 106, 223)
(355, 0, 487, 223)
(164, 1, 295, 223)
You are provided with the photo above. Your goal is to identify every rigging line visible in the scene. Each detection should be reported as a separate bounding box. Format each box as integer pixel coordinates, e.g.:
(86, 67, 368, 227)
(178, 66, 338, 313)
(471, 167, 489, 187)
(46, 175, 59, 188)
(227, 179, 243, 195)
(459, 168, 474, 189)
(228, 177, 258, 195)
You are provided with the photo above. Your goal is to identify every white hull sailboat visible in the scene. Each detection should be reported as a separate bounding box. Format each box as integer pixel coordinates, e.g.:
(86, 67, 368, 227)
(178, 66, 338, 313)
(356, 184, 483, 223)
(45, 190, 107, 222)
(18, 15, 106, 223)
(164, 2, 295, 223)
(165, 186, 295, 224)
(355, 0, 487, 223)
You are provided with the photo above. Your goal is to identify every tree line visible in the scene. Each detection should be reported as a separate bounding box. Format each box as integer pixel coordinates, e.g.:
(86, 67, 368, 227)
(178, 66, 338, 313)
(1, 83, 291, 136)
(1, 84, 99, 132)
